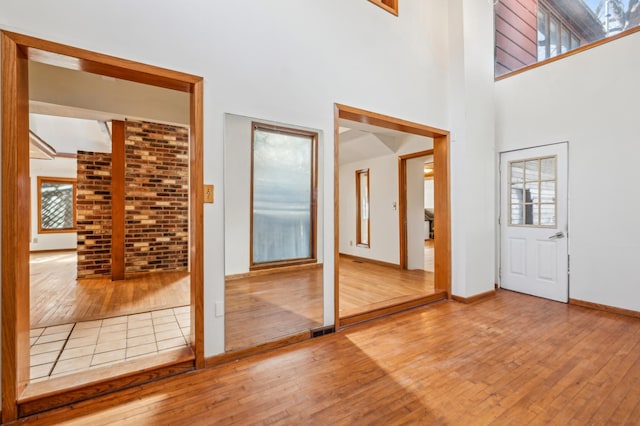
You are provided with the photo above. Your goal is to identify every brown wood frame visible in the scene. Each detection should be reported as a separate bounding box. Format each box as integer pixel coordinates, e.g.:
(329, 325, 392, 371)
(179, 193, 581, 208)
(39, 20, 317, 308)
(398, 149, 433, 270)
(1, 31, 204, 422)
(334, 104, 451, 330)
(36, 176, 77, 234)
(368, 0, 398, 16)
(355, 168, 370, 248)
(249, 121, 318, 270)
(111, 120, 125, 281)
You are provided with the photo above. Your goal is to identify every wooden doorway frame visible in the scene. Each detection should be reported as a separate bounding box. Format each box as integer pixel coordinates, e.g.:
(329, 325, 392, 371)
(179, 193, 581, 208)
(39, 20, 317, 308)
(398, 149, 434, 270)
(1, 31, 204, 422)
(334, 104, 451, 329)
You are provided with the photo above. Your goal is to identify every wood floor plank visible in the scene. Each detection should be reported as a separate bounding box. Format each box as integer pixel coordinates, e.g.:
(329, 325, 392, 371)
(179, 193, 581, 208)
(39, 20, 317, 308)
(30, 252, 190, 328)
(15, 289, 640, 425)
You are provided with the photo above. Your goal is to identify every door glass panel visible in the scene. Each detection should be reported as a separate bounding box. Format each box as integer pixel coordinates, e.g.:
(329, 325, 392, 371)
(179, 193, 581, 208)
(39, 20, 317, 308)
(525, 182, 539, 203)
(540, 181, 555, 203)
(509, 155, 557, 227)
(540, 204, 556, 226)
(540, 157, 556, 180)
(510, 162, 524, 183)
(525, 160, 539, 181)
(511, 183, 524, 204)
(525, 203, 536, 225)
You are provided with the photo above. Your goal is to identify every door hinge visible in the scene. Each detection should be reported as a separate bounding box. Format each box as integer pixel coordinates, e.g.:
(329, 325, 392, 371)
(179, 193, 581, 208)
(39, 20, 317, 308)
(498, 216, 501, 225)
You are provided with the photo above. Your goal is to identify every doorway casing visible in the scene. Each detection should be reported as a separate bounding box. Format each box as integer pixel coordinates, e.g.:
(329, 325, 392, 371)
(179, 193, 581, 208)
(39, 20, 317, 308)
(1, 31, 204, 422)
(334, 104, 451, 329)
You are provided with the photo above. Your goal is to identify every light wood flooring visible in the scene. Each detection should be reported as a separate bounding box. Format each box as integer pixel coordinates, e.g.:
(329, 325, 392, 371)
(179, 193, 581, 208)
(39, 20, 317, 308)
(17, 290, 640, 425)
(424, 238, 434, 271)
(30, 251, 190, 328)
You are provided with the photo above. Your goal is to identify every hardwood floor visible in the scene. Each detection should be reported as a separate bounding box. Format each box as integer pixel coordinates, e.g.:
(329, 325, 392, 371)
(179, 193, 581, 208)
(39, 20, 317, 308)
(16, 289, 640, 425)
(339, 254, 435, 318)
(225, 267, 324, 351)
(424, 238, 434, 272)
(30, 252, 190, 328)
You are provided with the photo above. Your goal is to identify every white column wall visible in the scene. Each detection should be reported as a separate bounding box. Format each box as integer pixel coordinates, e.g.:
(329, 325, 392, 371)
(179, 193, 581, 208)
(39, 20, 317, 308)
(447, 0, 497, 298)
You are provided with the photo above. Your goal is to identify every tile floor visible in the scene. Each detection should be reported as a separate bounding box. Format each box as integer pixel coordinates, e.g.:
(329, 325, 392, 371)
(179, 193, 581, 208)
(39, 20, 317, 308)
(30, 306, 190, 383)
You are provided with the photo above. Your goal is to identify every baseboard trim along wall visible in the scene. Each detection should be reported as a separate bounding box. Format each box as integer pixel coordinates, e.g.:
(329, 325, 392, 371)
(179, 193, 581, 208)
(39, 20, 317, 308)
(569, 298, 640, 319)
(451, 289, 497, 304)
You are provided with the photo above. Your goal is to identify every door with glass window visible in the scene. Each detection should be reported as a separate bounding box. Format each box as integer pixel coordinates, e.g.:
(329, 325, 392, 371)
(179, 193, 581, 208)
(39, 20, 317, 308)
(500, 143, 568, 302)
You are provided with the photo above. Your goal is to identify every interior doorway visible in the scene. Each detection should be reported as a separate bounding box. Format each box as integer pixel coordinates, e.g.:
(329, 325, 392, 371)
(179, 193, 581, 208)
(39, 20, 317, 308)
(334, 104, 451, 329)
(399, 150, 434, 272)
(1, 31, 204, 422)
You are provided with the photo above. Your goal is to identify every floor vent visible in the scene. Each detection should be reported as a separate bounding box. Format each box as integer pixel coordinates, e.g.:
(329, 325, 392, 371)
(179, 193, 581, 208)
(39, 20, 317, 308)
(311, 325, 335, 338)
(352, 260, 364, 263)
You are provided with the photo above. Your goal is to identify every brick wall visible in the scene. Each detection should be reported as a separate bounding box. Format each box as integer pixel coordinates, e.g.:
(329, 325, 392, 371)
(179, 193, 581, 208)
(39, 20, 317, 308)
(77, 151, 113, 278)
(76, 120, 189, 278)
(124, 121, 189, 274)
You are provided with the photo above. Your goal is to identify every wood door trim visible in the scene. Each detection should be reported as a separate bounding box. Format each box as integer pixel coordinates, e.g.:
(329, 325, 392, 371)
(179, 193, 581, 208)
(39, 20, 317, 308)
(339, 291, 447, 327)
(334, 104, 451, 330)
(398, 149, 434, 270)
(1, 31, 205, 422)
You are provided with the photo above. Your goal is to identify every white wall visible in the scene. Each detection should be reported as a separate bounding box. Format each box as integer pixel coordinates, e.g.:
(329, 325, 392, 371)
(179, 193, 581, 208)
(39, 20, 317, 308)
(339, 154, 400, 264)
(495, 31, 640, 311)
(223, 113, 324, 275)
(424, 180, 434, 210)
(0, 0, 497, 360)
(447, 0, 497, 298)
(29, 158, 78, 251)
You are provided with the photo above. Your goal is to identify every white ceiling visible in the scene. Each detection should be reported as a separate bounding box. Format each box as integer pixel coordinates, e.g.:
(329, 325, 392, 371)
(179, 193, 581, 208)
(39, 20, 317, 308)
(338, 118, 432, 165)
(30, 113, 112, 155)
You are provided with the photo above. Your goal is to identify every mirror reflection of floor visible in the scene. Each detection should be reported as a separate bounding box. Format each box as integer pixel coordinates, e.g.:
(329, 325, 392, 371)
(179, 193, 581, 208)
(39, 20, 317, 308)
(339, 240, 435, 318)
(225, 266, 324, 351)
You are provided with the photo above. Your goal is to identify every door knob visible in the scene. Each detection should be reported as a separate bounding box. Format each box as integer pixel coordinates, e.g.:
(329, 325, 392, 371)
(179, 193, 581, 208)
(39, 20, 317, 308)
(548, 231, 565, 240)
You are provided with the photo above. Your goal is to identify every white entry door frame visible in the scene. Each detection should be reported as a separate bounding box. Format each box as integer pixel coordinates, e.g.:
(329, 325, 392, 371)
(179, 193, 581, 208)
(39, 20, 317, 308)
(499, 142, 569, 302)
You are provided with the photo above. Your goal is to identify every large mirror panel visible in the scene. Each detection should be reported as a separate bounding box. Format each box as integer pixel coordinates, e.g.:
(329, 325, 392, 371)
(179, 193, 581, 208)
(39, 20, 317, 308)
(224, 114, 323, 351)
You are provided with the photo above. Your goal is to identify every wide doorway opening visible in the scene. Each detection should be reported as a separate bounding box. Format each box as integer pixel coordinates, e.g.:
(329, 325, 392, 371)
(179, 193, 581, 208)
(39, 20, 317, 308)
(2, 31, 204, 421)
(334, 104, 451, 328)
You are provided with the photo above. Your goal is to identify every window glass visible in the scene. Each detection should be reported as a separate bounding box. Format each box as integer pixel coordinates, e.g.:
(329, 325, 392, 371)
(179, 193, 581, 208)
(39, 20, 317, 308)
(252, 125, 316, 265)
(496, 0, 636, 77)
(561, 26, 570, 53)
(39, 178, 76, 232)
(537, 8, 548, 61)
(356, 169, 370, 247)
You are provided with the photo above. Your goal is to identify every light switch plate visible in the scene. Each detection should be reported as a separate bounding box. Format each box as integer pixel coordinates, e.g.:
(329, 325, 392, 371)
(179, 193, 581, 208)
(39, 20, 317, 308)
(204, 184, 214, 203)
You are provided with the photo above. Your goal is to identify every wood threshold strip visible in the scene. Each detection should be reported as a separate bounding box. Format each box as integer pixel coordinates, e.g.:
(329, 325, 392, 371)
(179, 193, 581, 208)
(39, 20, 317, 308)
(340, 291, 447, 328)
(451, 289, 496, 304)
(496, 25, 640, 81)
(18, 348, 194, 418)
(569, 298, 640, 319)
(205, 331, 310, 368)
(226, 263, 322, 281)
(339, 253, 400, 269)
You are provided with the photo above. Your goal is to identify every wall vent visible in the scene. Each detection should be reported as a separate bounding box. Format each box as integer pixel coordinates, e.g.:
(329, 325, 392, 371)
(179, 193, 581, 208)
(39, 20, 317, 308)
(311, 326, 335, 338)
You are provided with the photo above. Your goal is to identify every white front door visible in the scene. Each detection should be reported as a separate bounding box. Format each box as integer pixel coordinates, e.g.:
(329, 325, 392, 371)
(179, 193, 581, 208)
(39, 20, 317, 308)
(500, 143, 568, 302)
